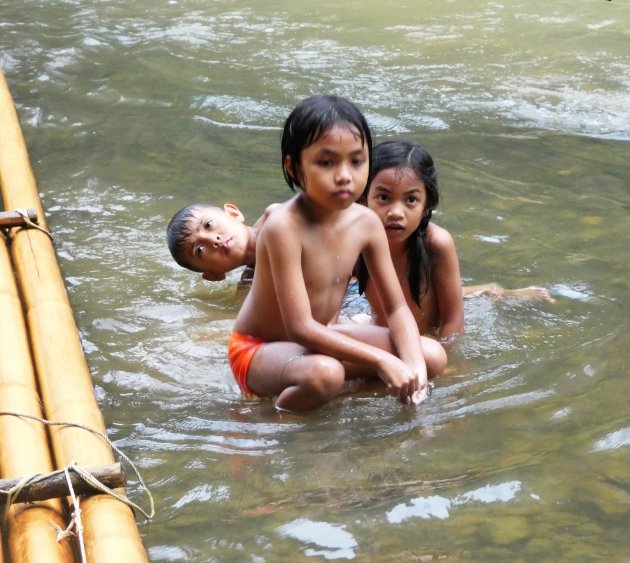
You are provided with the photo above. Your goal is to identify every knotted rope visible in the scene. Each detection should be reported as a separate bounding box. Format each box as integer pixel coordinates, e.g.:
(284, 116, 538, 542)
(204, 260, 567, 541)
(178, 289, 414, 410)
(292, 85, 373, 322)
(0, 411, 155, 525)
(11, 208, 53, 240)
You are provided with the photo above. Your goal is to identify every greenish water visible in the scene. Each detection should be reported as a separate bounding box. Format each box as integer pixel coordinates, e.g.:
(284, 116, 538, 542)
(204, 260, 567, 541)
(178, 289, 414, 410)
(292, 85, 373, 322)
(2, 1, 629, 561)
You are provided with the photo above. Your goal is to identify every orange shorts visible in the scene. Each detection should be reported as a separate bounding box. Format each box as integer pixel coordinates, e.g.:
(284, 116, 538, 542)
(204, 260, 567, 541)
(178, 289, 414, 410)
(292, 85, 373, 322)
(228, 332, 265, 398)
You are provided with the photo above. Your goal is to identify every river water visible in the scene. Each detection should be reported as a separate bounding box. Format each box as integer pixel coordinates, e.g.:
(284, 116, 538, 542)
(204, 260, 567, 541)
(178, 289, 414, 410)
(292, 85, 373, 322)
(1, 0, 629, 561)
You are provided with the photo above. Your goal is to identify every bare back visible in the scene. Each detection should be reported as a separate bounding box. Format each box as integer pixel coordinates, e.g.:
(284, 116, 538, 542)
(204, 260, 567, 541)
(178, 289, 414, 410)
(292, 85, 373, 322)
(234, 195, 379, 341)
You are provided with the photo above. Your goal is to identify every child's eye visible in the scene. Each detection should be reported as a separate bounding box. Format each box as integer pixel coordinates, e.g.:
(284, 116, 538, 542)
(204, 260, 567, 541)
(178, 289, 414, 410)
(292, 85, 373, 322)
(195, 245, 204, 257)
(204, 220, 214, 230)
(318, 159, 333, 167)
(352, 158, 366, 167)
(376, 194, 389, 202)
(406, 196, 418, 204)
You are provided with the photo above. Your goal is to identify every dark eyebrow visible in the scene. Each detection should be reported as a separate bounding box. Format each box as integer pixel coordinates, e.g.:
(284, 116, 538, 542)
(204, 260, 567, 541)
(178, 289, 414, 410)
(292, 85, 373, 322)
(350, 149, 367, 158)
(315, 146, 366, 156)
(186, 239, 198, 259)
(185, 218, 204, 258)
(314, 147, 339, 155)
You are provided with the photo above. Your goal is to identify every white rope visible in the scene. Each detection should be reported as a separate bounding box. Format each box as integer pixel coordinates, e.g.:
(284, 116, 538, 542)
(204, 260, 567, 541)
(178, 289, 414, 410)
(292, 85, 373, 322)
(64, 466, 87, 563)
(0, 411, 155, 519)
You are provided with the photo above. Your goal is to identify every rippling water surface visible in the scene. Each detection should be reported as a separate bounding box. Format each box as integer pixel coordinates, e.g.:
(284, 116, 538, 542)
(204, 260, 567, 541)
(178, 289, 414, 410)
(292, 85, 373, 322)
(2, 0, 629, 560)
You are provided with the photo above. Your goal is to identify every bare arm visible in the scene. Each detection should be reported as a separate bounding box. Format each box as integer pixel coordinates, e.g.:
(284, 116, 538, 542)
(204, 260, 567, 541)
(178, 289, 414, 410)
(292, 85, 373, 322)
(362, 213, 428, 393)
(463, 283, 555, 303)
(427, 225, 464, 347)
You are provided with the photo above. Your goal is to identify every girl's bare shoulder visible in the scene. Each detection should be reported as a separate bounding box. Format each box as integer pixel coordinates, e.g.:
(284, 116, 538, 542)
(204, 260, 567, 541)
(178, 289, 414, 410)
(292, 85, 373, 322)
(425, 222, 456, 255)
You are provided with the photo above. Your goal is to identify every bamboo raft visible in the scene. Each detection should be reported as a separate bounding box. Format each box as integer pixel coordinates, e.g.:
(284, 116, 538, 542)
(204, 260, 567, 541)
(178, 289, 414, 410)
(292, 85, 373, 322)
(0, 69, 148, 561)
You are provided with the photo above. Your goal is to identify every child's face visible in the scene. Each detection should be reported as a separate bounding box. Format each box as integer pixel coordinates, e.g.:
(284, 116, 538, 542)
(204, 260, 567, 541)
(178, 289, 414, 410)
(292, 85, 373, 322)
(366, 166, 428, 246)
(292, 124, 369, 210)
(183, 206, 250, 279)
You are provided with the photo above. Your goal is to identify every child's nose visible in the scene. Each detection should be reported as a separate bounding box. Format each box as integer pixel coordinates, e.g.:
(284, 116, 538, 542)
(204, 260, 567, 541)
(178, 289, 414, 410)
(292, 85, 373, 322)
(387, 204, 404, 218)
(335, 164, 351, 184)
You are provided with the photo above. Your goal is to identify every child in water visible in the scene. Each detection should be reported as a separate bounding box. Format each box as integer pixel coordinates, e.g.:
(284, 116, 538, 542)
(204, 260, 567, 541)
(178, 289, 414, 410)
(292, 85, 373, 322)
(167, 202, 278, 283)
(357, 139, 553, 350)
(228, 95, 446, 411)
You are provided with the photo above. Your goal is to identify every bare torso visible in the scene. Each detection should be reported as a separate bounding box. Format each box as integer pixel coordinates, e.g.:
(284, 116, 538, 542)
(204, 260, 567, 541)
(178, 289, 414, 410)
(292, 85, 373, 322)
(366, 252, 440, 335)
(234, 196, 373, 342)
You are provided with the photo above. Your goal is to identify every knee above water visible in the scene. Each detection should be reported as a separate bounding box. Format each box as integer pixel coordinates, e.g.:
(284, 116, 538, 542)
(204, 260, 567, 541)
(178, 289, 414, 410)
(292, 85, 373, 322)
(303, 357, 345, 396)
(431, 346, 448, 377)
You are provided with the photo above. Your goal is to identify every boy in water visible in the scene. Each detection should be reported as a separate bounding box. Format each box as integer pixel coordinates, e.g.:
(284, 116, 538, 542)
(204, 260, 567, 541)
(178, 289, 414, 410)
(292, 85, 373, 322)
(167, 202, 278, 284)
(228, 95, 445, 411)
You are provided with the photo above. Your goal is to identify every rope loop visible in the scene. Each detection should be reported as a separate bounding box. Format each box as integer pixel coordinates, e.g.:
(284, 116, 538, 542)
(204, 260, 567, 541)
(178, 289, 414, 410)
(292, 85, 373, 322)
(13, 208, 54, 240)
(0, 411, 155, 527)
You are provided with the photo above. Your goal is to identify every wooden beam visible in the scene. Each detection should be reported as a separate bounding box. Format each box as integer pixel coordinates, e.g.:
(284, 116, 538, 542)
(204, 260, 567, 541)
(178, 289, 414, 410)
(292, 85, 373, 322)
(0, 208, 38, 228)
(0, 463, 125, 505)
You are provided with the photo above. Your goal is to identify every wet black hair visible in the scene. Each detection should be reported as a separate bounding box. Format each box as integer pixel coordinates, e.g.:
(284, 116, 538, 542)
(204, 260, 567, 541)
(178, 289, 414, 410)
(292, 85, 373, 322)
(357, 140, 440, 306)
(281, 95, 373, 191)
(166, 203, 219, 272)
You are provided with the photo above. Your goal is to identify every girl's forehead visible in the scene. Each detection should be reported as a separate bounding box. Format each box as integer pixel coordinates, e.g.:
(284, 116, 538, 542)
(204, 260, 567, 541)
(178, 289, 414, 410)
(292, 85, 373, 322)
(373, 167, 425, 190)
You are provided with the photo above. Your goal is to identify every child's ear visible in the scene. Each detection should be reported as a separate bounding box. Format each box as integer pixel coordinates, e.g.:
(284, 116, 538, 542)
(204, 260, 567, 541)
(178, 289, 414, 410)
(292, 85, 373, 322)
(223, 203, 245, 223)
(283, 155, 292, 174)
(202, 271, 227, 282)
(283, 155, 296, 180)
(284, 155, 304, 187)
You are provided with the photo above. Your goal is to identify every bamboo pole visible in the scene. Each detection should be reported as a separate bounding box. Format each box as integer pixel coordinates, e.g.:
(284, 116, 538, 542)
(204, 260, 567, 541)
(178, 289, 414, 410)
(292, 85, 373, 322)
(0, 233, 73, 563)
(0, 69, 148, 561)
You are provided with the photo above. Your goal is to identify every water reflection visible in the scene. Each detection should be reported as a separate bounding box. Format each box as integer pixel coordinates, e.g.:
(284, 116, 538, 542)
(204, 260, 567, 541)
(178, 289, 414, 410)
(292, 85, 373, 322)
(387, 480, 525, 523)
(278, 519, 358, 560)
(592, 428, 630, 452)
